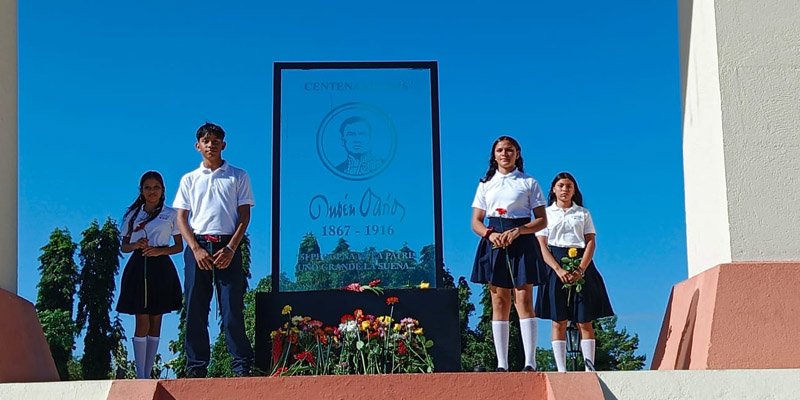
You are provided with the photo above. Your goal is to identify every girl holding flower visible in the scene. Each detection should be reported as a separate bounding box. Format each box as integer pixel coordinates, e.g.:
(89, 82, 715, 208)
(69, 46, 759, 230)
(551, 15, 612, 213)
(116, 171, 184, 378)
(534, 172, 614, 372)
(470, 136, 548, 372)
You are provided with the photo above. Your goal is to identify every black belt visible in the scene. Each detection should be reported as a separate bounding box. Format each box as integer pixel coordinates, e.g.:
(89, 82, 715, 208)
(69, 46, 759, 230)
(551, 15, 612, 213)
(195, 234, 233, 243)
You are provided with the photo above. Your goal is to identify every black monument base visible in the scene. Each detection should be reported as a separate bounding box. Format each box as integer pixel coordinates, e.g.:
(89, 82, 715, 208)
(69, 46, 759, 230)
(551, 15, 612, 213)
(255, 288, 460, 373)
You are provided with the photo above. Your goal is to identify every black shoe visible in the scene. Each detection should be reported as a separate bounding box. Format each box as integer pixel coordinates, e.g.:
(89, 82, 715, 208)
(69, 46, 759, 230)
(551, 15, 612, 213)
(495, 367, 508, 372)
(473, 365, 487, 372)
(234, 369, 251, 377)
(186, 369, 207, 378)
(522, 365, 535, 372)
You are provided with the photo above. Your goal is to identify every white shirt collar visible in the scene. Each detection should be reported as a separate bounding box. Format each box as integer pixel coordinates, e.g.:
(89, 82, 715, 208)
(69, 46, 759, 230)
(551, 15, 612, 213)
(199, 160, 229, 173)
(547, 202, 579, 212)
(491, 168, 522, 181)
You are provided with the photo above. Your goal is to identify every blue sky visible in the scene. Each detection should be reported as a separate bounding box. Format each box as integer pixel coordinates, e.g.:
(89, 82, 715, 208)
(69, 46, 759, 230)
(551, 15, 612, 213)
(18, 1, 683, 368)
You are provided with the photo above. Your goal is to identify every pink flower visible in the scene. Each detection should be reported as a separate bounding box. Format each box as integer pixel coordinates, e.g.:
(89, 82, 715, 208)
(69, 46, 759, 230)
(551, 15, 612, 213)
(344, 282, 363, 292)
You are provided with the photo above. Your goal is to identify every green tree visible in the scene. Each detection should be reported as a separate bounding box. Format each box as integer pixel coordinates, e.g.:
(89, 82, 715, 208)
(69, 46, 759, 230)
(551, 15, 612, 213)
(166, 305, 187, 378)
(111, 314, 135, 379)
(75, 218, 121, 379)
(35, 228, 79, 380)
(38, 310, 77, 380)
(592, 316, 646, 371)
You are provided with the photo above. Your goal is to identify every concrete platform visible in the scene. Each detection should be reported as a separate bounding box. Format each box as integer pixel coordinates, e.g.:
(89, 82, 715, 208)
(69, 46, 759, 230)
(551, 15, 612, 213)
(2, 370, 799, 400)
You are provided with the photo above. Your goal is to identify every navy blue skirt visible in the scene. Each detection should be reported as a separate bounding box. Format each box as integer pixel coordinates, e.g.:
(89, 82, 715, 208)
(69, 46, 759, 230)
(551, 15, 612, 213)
(470, 217, 547, 288)
(116, 251, 183, 315)
(535, 246, 614, 322)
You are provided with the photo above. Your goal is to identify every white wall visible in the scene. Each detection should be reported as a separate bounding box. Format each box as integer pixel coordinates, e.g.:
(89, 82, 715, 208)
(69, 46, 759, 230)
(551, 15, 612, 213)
(0, 381, 112, 400)
(0, 0, 18, 293)
(598, 370, 800, 400)
(682, 0, 800, 276)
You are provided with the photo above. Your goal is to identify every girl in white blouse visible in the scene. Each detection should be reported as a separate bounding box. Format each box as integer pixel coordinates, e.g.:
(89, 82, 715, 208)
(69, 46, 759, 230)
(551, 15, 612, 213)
(535, 172, 614, 372)
(116, 171, 183, 379)
(470, 136, 548, 372)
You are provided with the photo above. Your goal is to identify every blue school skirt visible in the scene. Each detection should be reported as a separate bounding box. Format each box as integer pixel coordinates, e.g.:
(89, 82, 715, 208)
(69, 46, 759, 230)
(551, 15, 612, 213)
(534, 246, 614, 322)
(470, 217, 546, 288)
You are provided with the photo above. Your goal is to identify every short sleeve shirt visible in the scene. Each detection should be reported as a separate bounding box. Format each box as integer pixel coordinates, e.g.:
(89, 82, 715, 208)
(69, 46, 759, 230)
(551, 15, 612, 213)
(121, 206, 180, 247)
(172, 161, 255, 235)
(536, 202, 596, 248)
(471, 169, 546, 218)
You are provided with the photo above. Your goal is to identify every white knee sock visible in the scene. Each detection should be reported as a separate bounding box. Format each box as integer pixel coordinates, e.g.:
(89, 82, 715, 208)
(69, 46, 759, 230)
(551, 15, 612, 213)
(145, 336, 160, 379)
(519, 318, 537, 369)
(552, 340, 567, 372)
(132, 336, 147, 379)
(581, 339, 596, 371)
(491, 320, 510, 369)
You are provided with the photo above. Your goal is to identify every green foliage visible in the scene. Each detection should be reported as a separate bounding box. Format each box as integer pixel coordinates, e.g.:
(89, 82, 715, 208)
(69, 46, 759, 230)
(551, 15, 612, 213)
(536, 347, 556, 371)
(67, 357, 83, 381)
(166, 303, 187, 378)
(35, 227, 80, 381)
(36, 228, 79, 313)
(592, 316, 646, 371)
(38, 309, 77, 380)
(76, 218, 121, 380)
(111, 314, 135, 379)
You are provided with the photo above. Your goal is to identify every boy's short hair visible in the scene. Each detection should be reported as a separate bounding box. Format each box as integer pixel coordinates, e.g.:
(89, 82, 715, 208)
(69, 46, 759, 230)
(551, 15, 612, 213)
(196, 122, 226, 140)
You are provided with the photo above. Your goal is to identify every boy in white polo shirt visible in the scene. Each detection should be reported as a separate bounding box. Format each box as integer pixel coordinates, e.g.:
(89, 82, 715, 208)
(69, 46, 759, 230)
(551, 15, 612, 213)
(173, 122, 254, 378)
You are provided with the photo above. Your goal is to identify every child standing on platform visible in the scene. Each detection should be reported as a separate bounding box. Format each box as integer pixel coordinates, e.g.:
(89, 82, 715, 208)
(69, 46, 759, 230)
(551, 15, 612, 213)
(470, 136, 548, 372)
(535, 172, 614, 372)
(116, 171, 183, 379)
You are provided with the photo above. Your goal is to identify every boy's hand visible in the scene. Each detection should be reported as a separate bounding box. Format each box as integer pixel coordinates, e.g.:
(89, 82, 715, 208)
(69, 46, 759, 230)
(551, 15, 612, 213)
(193, 247, 214, 270)
(213, 246, 235, 269)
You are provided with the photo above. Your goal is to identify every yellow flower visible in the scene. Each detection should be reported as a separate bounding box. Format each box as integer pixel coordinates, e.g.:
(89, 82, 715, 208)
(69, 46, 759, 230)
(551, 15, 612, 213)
(413, 328, 424, 335)
(393, 323, 401, 331)
(568, 248, 578, 258)
(419, 281, 430, 289)
(281, 305, 292, 315)
(361, 320, 371, 331)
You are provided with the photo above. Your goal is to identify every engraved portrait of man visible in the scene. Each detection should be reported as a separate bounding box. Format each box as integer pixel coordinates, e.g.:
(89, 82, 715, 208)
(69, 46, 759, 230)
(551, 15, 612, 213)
(335, 116, 385, 176)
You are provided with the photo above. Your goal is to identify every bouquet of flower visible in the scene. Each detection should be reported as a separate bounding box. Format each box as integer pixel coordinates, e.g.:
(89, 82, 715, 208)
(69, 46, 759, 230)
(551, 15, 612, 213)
(560, 247, 585, 306)
(270, 297, 434, 377)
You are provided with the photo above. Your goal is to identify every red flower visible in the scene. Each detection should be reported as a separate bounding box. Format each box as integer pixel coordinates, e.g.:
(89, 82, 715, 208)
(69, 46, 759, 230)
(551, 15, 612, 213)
(368, 278, 381, 287)
(495, 208, 507, 216)
(386, 296, 399, 305)
(354, 308, 364, 319)
(294, 351, 316, 366)
(340, 314, 355, 323)
(344, 282, 363, 292)
(397, 340, 408, 355)
(271, 336, 284, 364)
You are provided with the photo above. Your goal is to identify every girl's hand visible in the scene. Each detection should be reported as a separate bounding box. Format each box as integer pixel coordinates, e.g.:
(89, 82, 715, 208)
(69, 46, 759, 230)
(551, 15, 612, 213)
(135, 238, 149, 250)
(499, 228, 520, 247)
(488, 232, 503, 248)
(142, 247, 163, 257)
(556, 268, 573, 284)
